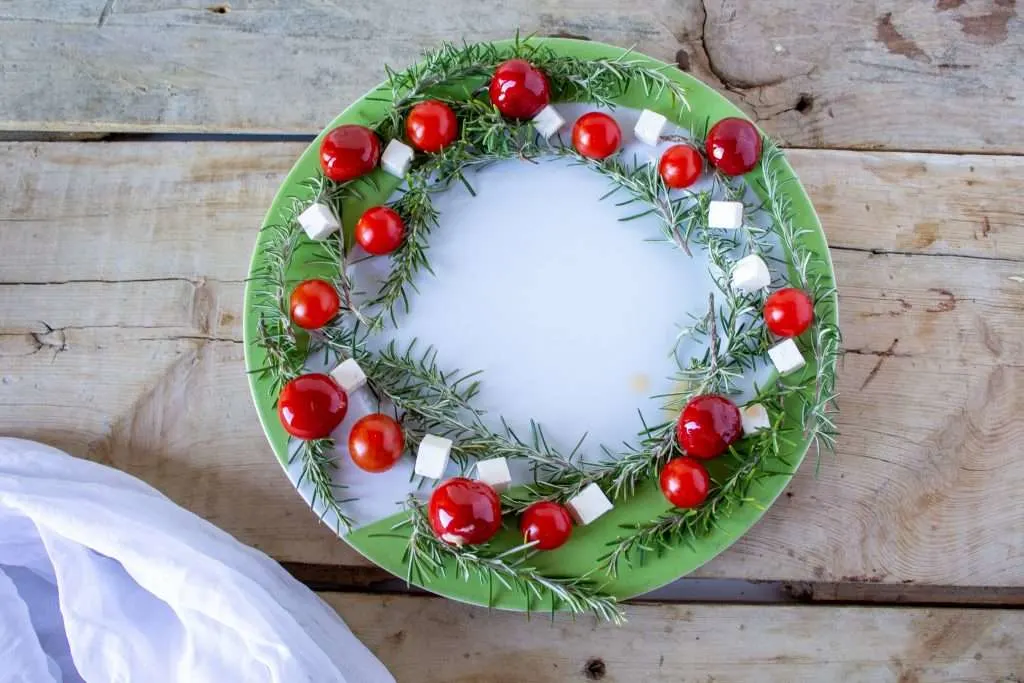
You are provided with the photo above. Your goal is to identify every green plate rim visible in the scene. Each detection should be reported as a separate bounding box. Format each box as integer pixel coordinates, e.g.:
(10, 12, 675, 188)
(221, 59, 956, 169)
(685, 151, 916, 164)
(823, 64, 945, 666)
(242, 36, 838, 612)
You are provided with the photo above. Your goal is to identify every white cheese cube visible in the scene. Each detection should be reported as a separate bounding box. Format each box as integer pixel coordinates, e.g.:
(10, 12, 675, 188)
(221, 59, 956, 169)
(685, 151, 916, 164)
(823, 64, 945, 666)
(707, 200, 744, 230)
(414, 434, 452, 479)
(531, 105, 565, 139)
(634, 109, 668, 146)
(566, 482, 613, 525)
(298, 202, 341, 241)
(474, 457, 512, 493)
(329, 358, 366, 394)
(381, 139, 414, 178)
(768, 338, 806, 375)
(741, 403, 771, 435)
(731, 254, 772, 294)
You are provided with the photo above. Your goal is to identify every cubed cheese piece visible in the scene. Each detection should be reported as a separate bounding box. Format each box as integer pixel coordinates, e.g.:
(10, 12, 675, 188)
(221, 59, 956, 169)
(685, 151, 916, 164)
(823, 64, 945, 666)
(329, 358, 366, 394)
(381, 139, 414, 178)
(566, 482, 613, 525)
(298, 202, 341, 241)
(634, 109, 668, 146)
(768, 338, 806, 375)
(731, 254, 772, 294)
(741, 403, 771, 434)
(531, 105, 565, 139)
(707, 200, 744, 230)
(414, 434, 452, 479)
(474, 457, 512, 492)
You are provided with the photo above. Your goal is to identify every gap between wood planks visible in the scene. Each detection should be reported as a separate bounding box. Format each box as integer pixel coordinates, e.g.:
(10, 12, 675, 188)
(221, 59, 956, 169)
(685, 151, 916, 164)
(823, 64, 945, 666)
(6, 130, 1024, 158)
(282, 562, 1024, 608)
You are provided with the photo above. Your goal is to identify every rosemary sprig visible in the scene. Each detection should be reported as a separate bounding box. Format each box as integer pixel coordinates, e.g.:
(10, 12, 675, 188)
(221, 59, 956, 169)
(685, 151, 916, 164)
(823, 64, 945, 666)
(292, 438, 356, 532)
(393, 498, 624, 623)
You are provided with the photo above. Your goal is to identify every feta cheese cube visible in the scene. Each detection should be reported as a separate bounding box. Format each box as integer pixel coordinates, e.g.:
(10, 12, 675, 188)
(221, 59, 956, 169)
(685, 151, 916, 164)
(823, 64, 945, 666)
(707, 200, 744, 230)
(298, 202, 341, 241)
(414, 434, 452, 479)
(768, 339, 806, 375)
(731, 254, 772, 294)
(381, 139, 414, 178)
(566, 482, 613, 525)
(531, 105, 565, 139)
(474, 457, 512, 492)
(634, 109, 668, 146)
(740, 403, 771, 434)
(329, 358, 366, 394)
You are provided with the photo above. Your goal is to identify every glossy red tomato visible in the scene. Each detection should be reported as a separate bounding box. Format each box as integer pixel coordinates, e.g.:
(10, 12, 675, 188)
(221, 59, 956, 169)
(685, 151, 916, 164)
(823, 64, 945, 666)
(520, 501, 573, 551)
(405, 100, 458, 153)
(488, 59, 550, 119)
(676, 394, 742, 459)
(348, 413, 405, 473)
(278, 373, 348, 440)
(289, 279, 340, 330)
(572, 112, 621, 160)
(659, 458, 711, 508)
(764, 287, 815, 337)
(705, 117, 762, 176)
(658, 144, 703, 189)
(428, 478, 502, 546)
(354, 206, 405, 255)
(319, 125, 380, 183)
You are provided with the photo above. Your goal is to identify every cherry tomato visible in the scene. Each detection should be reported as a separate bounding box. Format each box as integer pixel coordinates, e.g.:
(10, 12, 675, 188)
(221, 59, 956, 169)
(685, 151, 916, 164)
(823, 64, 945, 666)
(320, 125, 381, 183)
(520, 501, 573, 551)
(659, 458, 711, 508)
(764, 288, 815, 338)
(428, 478, 502, 546)
(705, 117, 762, 176)
(659, 144, 703, 189)
(289, 279, 340, 330)
(348, 413, 405, 473)
(278, 373, 348, 440)
(572, 112, 622, 160)
(355, 206, 405, 255)
(676, 394, 742, 459)
(489, 59, 551, 119)
(405, 100, 459, 153)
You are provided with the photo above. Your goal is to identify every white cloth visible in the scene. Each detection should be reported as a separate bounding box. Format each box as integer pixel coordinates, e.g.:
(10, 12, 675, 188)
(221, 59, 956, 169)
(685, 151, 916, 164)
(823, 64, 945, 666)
(0, 438, 394, 683)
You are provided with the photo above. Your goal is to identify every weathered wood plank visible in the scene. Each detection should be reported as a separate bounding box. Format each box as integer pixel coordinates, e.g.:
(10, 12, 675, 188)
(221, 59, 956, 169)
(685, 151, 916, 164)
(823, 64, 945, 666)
(1, 141, 1021, 586)
(324, 593, 1024, 682)
(1, 1, 1022, 152)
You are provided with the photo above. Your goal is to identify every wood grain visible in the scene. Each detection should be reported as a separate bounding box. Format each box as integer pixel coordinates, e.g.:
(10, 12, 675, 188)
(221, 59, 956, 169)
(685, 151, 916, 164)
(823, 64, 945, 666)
(324, 593, 1024, 682)
(2, 141, 1022, 586)
(1, 1, 1022, 152)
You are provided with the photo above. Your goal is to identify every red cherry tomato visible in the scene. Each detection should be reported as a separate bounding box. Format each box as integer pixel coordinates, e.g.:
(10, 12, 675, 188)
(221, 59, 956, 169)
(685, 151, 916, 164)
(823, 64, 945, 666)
(289, 279, 340, 330)
(428, 478, 502, 546)
(659, 144, 703, 189)
(705, 117, 762, 176)
(319, 125, 381, 183)
(355, 206, 405, 255)
(278, 374, 348, 440)
(488, 59, 551, 119)
(572, 112, 622, 160)
(677, 394, 742, 459)
(405, 100, 459, 153)
(348, 413, 405, 473)
(520, 501, 573, 551)
(659, 458, 711, 509)
(764, 288, 815, 338)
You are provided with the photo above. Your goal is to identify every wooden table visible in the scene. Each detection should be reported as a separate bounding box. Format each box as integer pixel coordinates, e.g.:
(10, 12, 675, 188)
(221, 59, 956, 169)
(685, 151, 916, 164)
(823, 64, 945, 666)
(1, 2, 1022, 680)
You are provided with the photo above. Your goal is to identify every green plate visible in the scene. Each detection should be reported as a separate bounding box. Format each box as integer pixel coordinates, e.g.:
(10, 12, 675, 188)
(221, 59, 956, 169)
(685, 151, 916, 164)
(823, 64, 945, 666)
(243, 37, 837, 612)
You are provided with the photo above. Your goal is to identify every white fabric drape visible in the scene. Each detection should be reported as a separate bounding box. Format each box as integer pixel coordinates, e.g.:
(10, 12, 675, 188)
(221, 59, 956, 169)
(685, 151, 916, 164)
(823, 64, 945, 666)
(0, 438, 394, 683)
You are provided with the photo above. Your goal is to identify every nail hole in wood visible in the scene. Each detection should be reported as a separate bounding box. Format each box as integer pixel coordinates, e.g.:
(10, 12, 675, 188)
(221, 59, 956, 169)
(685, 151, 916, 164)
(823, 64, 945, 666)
(583, 658, 606, 680)
(795, 93, 814, 114)
(207, 4, 230, 13)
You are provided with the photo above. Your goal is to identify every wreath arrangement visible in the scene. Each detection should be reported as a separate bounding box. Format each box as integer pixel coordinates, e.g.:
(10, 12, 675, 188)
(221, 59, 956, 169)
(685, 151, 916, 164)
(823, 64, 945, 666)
(249, 37, 840, 624)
